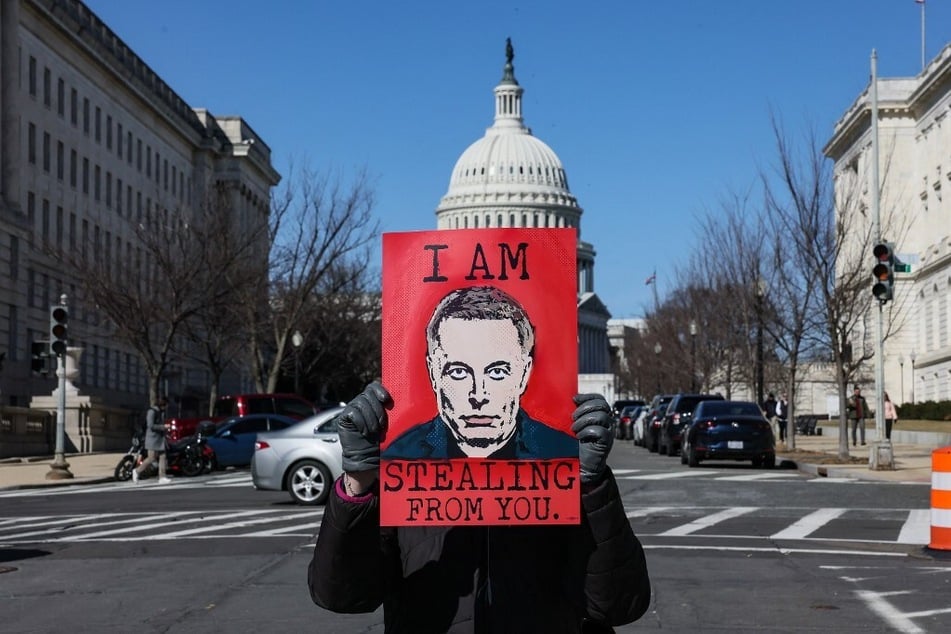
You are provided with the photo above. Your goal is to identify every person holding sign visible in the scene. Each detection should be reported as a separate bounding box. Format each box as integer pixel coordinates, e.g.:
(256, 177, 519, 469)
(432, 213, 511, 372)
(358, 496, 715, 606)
(384, 286, 577, 460)
(308, 381, 651, 632)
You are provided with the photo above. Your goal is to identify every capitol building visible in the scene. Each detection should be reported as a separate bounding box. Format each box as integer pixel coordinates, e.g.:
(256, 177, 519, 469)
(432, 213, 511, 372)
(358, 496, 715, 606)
(434, 40, 615, 396)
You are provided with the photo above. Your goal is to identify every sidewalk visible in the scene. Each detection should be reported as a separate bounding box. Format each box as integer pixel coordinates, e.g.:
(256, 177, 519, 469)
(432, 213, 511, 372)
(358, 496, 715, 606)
(0, 452, 126, 489)
(777, 433, 936, 484)
(0, 434, 943, 491)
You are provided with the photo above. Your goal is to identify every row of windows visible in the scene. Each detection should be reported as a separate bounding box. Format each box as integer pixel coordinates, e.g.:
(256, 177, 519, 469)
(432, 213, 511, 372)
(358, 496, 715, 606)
(449, 212, 575, 229)
(461, 164, 566, 180)
(27, 56, 190, 204)
(27, 124, 188, 230)
(25, 191, 158, 299)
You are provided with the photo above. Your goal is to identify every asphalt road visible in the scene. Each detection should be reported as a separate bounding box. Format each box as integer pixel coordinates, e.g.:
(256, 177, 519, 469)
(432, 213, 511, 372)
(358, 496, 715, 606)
(1, 443, 948, 633)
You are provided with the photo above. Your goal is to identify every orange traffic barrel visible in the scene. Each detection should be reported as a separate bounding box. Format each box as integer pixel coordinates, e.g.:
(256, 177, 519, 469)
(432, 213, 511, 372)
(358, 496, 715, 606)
(931, 447, 951, 550)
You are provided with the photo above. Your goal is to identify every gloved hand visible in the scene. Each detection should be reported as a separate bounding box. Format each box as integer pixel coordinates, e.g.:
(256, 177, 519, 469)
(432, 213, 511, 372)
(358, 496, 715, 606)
(571, 393, 615, 485)
(337, 382, 392, 472)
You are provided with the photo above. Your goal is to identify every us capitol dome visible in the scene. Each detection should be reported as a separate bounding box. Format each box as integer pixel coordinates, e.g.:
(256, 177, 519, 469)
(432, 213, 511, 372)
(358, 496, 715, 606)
(435, 39, 610, 375)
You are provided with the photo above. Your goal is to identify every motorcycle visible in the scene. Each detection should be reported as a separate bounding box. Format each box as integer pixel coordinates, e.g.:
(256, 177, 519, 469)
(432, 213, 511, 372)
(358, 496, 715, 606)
(114, 425, 212, 481)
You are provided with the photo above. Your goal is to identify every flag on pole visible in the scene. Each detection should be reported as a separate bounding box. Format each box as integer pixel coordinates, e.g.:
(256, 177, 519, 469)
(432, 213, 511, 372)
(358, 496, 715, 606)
(645, 273, 656, 286)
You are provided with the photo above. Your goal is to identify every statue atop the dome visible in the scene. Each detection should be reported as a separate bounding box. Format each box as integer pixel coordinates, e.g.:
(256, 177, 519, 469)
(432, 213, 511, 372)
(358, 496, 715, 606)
(501, 37, 518, 85)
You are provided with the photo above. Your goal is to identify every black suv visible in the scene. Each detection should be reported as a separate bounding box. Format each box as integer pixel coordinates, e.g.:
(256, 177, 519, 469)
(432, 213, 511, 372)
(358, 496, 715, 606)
(658, 393, 725, 456)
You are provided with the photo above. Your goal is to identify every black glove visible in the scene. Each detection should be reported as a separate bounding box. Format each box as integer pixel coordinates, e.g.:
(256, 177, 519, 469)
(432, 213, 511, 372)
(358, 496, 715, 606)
(337, 382, 391, 472)
(571, 393, 615, 485)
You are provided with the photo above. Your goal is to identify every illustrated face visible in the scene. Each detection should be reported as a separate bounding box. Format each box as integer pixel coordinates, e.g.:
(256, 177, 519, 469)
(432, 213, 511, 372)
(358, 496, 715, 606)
(427, 317, 532, 457)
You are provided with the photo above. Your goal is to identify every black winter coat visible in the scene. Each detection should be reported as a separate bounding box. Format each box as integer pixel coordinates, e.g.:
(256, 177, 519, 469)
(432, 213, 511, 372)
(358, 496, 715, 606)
(309, 470, 651, 633)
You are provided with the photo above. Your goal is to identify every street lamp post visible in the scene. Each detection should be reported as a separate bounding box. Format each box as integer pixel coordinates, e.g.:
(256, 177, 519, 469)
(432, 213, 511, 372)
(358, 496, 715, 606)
(291, 330, 304, 396)
(689, 320, 698, 393)
(910, 350, 917, 404)
(653, 342, 662, 393)
(898, 353, 905, 404)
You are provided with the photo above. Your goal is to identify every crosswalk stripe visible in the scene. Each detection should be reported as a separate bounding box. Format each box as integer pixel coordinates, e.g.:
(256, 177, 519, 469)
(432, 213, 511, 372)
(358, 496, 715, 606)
(0, 505, 933, 546)
(658, 507, 758, 536)
(74, 509, 274, 540)
(770, 508, 846, 540)
(897, 509, 931, 544)
(241, 520, 324, 537)
(133, 512, 320, 540)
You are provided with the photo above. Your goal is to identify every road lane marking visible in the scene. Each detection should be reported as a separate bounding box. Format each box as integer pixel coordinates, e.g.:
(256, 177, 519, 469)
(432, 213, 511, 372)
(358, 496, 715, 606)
(644, 544, 907, 557)
(658, 507, 757, 536)
(770, 508, 846, 540)
(715, 473, 800, 481)
(627, 471, 711, 480)
(626, 506, 671, 519)
(854, 589, 925, 633)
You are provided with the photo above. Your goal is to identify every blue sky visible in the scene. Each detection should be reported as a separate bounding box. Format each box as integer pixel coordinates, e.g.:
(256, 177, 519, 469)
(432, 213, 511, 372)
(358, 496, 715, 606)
(85, 0, 951, 319)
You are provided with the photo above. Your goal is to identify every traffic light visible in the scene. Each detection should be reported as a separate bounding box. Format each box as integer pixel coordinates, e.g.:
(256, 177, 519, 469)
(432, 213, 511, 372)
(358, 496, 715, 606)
(872, 242, 895, 304)
(49, 305, 68, 356)
(30, 340, 49, 375)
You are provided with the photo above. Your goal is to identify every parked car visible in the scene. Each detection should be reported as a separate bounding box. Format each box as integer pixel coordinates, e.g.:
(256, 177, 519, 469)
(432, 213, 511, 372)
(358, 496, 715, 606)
(643, 394, 675, 451)
(205, 414, 296, 468)
(617, 405, 644, 440)
(612, 399, 646, 417)
(250, 407, 344, 505)
(630, 406, 650, 446)
(658, 393, 725, 456)
(166, 393, 318, 442)
(681, 400, 776, 468)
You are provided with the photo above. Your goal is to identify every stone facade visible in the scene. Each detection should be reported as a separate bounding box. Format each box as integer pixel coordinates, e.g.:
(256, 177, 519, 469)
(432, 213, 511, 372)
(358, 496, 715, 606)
(0, 1, 278, 417)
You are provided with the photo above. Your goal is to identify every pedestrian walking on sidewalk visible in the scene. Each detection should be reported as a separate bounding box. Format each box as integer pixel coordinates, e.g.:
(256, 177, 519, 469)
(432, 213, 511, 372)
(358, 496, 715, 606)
(846, 385, 868, 447)
(133, 396, 170, 484)
(776, 393, 789, 443)
(883, 392, 898, 441)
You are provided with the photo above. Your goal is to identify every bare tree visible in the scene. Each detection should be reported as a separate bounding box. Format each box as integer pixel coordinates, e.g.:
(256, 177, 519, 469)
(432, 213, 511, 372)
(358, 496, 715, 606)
(60, 187, 252, 404)
(687, 189, 770, 401)
(759, 115, 829, 450)
(763, 117, 880, 459)
(243, 162, 379, 393)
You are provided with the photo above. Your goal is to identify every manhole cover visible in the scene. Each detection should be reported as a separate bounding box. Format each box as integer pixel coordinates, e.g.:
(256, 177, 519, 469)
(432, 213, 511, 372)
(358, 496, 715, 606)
(0, 566, 18, 574)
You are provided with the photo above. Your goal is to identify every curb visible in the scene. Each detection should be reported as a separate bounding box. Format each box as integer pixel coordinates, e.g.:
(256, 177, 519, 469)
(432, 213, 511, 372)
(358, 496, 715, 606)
(1, 476, 116, 491)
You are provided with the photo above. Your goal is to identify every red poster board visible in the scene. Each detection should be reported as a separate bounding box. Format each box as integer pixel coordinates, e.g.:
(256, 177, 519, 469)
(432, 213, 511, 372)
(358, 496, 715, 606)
(381, 228, 579, 526)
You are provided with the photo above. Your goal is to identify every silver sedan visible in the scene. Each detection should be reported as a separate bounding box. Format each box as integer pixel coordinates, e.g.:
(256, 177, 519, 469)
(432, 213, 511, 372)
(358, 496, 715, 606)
(251, 407, 344, 505)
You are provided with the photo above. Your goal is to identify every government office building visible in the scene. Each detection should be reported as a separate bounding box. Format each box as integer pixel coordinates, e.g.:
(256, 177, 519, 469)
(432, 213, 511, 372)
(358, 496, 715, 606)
(825, 42, 951, 407)
(0, 0, 278, 415)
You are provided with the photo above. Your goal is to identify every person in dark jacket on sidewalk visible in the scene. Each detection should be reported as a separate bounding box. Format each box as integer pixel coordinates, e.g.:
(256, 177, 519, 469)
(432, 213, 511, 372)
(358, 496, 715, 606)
(309, 382, 651, 633)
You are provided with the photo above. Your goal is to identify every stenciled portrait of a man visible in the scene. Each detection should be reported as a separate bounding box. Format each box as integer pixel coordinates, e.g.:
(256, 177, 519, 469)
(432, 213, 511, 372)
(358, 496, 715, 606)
(380, 228, 580, 527)
(384, 285, 576, 460)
